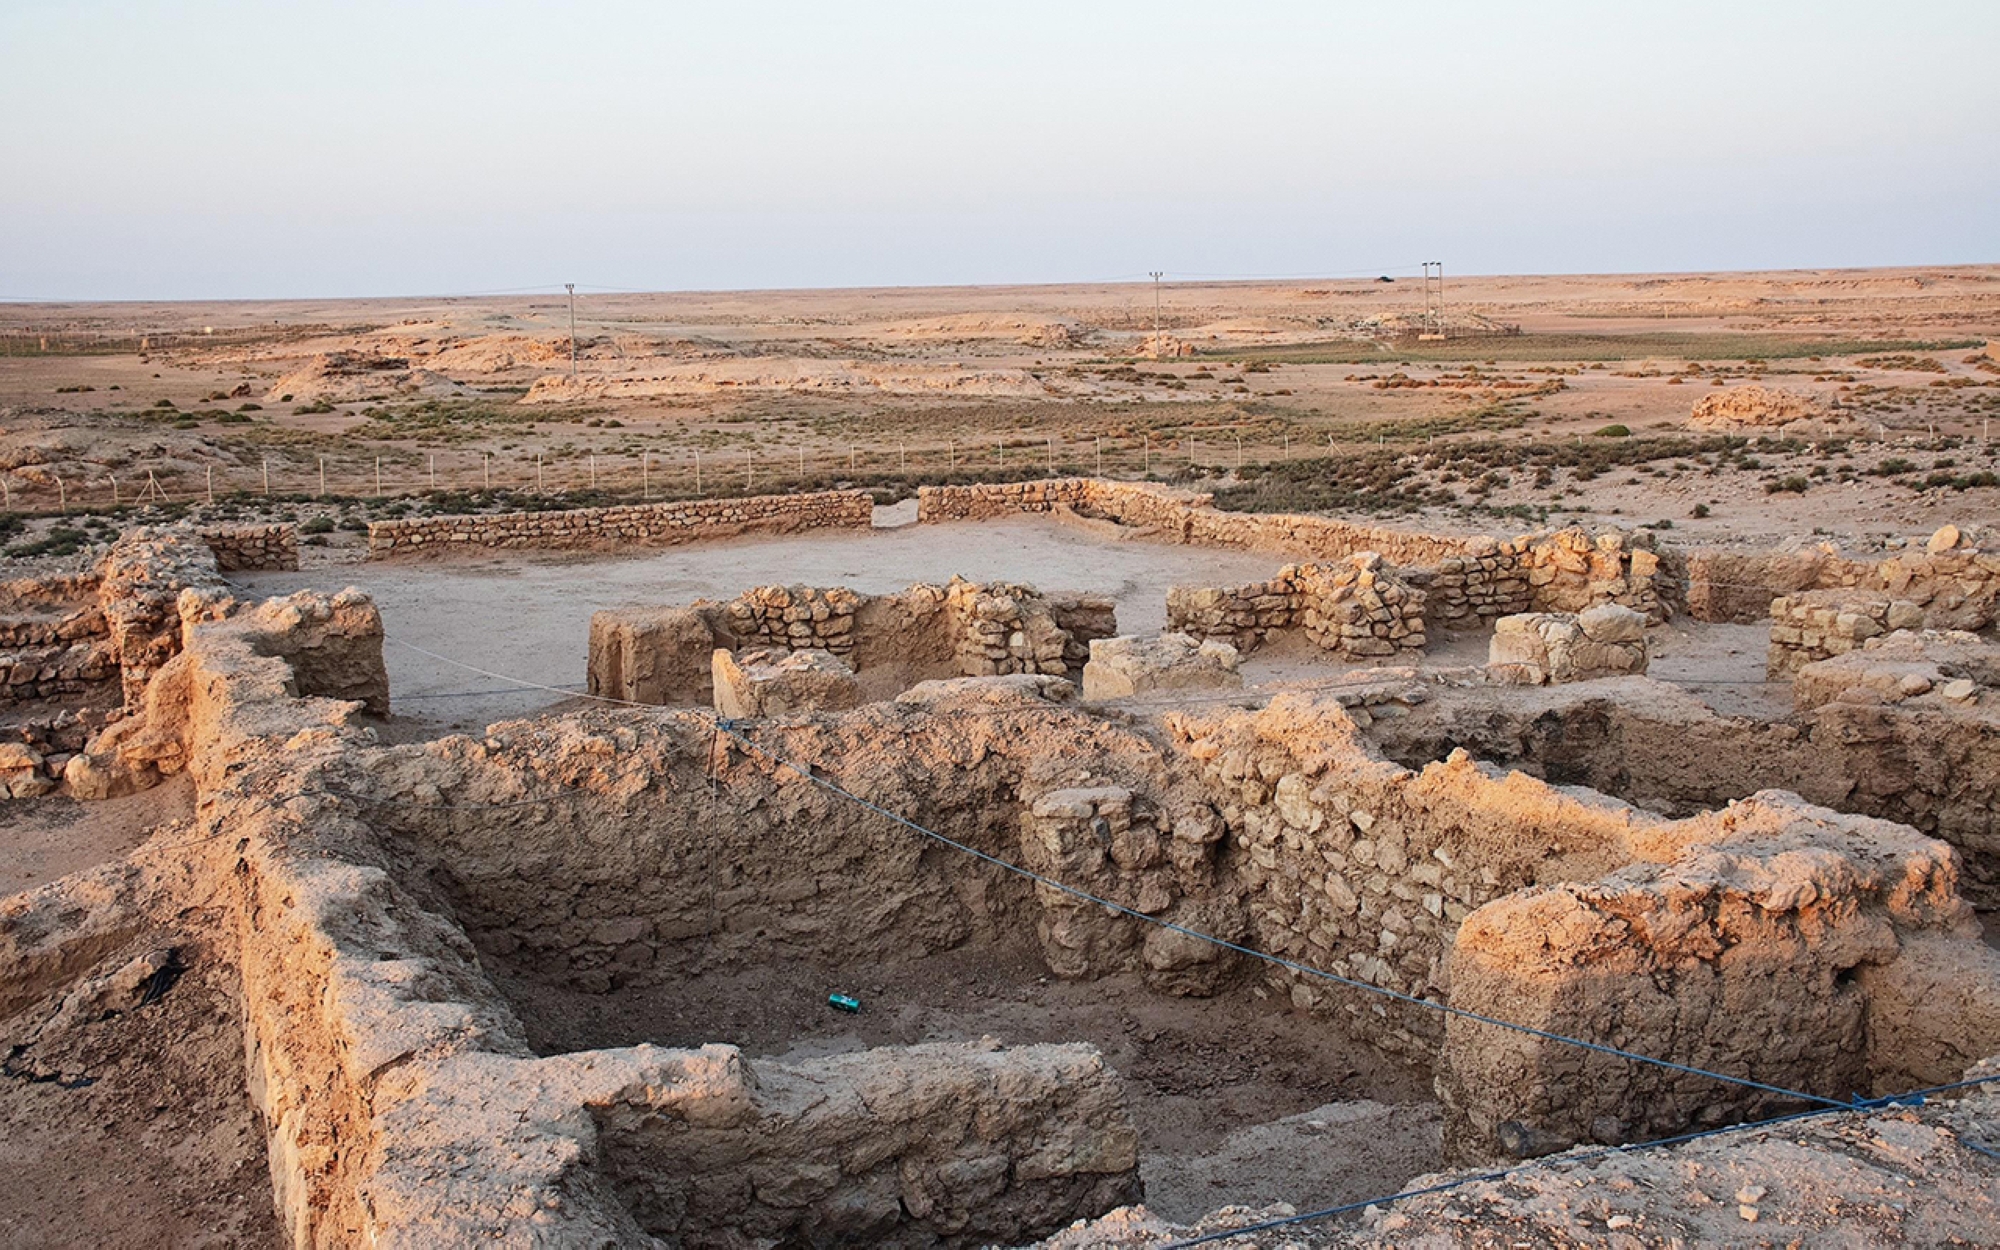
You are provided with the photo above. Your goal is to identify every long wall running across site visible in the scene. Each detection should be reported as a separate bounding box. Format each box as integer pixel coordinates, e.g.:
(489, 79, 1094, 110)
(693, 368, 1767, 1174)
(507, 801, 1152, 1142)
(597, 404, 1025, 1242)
(365, 489, 873, 556)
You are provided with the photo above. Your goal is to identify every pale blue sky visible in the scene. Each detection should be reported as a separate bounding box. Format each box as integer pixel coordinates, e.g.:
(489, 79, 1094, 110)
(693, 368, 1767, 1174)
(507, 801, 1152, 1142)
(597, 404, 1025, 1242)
(2, 0, 1994, 300)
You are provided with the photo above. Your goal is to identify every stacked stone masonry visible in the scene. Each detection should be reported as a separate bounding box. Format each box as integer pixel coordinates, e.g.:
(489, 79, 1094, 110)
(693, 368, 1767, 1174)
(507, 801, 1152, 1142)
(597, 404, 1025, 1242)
(1768, 589, 1929, 677)
(589, 576, 1117, 708)
(198, 523, 300, 572)
(1487, 604, 1650, 685)
(366, 490, 873, 556)
(919, 478, 2000, 632)
(920, 479, 1671, 629)
(1166, 554, 1427, 657)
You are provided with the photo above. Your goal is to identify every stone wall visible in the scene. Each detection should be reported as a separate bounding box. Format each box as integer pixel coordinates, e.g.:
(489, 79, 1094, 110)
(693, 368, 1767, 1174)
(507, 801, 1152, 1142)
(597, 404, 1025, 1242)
(1768, 589, 1926, 677)
(20, 590, 2000, 1236)
(198, 523, 299, 572)
(1440, 799, 1990, 1162)
(920, 478, 1672, 630)
(1487, 605, 1649, 685)
(366, 489, 874, 557)
(0, 639, 119, 704)
(1166, 555, 1427, 657)
(19, 594, 1142, 1246)
(1793, 630, 1998, 713)
(1686, 539, 2000, 628)
(95, 528, 229, 709)
(588, 577, 1118, 708)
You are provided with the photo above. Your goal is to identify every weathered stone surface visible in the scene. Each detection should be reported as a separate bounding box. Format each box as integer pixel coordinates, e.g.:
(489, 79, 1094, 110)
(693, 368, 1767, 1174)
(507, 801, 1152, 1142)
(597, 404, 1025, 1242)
(1488, 609, 1648, 684)
(711, 647, 862, 719)
(1081, 632, 1241, 700)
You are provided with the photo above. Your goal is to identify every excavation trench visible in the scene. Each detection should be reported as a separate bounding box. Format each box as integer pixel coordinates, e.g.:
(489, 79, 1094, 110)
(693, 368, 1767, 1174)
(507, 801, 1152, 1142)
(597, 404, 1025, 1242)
(371, 707, 1444, 1222)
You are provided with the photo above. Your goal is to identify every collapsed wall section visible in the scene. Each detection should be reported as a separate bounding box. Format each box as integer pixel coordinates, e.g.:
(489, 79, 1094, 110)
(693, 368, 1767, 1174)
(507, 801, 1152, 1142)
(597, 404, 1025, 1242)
(1440, 797, 1996, 1161)
(366, 489, 873, 557)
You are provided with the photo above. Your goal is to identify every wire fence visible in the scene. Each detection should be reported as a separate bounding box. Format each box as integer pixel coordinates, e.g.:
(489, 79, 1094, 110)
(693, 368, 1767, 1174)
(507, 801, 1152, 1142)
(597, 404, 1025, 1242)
(2, 420, 1992, 517)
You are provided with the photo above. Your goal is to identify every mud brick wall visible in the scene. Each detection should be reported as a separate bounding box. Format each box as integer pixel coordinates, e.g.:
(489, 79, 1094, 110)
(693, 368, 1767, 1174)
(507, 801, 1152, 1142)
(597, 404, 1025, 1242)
(367, 490, 873, 556)
(199, 524, 300, 572)
(1768, 590, 1925, 677)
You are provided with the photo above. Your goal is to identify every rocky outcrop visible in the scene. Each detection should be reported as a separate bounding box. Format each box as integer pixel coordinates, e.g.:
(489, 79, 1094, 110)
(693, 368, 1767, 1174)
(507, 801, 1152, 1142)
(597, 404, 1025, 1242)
(1688, 383, 1841, 432)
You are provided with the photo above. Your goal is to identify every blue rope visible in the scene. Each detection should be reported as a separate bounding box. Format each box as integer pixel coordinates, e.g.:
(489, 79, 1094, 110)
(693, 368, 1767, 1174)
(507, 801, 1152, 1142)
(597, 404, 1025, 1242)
(1164, 1071, 2000, 1246)
(710, 719, 1845, 1111)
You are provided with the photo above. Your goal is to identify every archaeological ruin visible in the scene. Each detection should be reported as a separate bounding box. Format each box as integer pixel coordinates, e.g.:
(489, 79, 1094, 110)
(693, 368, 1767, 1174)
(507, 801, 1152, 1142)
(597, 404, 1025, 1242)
(4, 477, 2000, 1245)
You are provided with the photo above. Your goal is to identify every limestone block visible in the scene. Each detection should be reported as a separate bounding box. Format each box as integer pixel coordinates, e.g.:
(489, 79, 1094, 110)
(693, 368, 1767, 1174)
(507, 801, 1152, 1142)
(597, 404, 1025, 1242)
(1082, 633, 1242, 701)
(711, 648, 861, 719)
(1488, 611, 1647, 685)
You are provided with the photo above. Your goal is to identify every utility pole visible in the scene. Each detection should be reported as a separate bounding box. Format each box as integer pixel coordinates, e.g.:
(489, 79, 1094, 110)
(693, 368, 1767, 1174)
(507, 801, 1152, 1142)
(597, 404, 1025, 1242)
(1149, 271, 1164, 353)
(565, 283, 578, 377)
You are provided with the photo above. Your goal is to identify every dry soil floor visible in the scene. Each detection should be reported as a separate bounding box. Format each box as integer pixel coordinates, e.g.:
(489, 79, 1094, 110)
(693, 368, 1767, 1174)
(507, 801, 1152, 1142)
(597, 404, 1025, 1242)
(496, 937, 1441, 1223)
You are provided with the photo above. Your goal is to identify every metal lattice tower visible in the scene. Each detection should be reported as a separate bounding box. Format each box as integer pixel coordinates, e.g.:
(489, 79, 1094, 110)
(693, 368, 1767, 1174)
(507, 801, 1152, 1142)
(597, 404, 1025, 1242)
(1420, 261, 1445, 341)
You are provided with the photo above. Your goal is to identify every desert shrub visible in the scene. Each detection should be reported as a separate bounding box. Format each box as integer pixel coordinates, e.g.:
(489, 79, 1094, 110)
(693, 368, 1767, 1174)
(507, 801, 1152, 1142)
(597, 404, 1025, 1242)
(1593, 424, 1631, 438)
(1766, 476, 1809, 494)
(1690, 503, 1711, 518)
(300, 516, 335, 535)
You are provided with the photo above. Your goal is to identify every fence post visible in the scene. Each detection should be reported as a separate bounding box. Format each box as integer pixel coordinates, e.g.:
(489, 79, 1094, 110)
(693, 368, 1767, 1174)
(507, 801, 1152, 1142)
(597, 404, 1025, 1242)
(207, 465, 215, 504)
(1189, 436, 1196, 466)
(1046, 436, 1054, 473)
(1235, 434, 1242, 469)
(262, 457, 270, 496)
(899, 442, 906, 472)
(374, 457, 381, 498)
(694, 450, 702, 495)
(797, 447, 804, 476)
(1283, 433, 1290, 460)
(643, 452, 650, 500)
(56, 475, 66, 512)
(1144, 434, 1151, 473)
(1095, 436, 1102, 476)
(589, 454, 596, 489)
(429, 454, 436, 490)
(745, 453, 752, 493)
(319, 457, 326, 498)
(484, 453, 491, 490)
(537, 452, 544, 493)
(949, 439, 955, 470)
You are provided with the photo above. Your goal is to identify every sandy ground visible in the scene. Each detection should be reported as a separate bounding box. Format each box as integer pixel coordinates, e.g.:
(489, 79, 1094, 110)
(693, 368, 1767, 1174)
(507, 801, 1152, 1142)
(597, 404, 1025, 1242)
(498, 937, 1439, 1224)
(0, 777, 194, 896)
